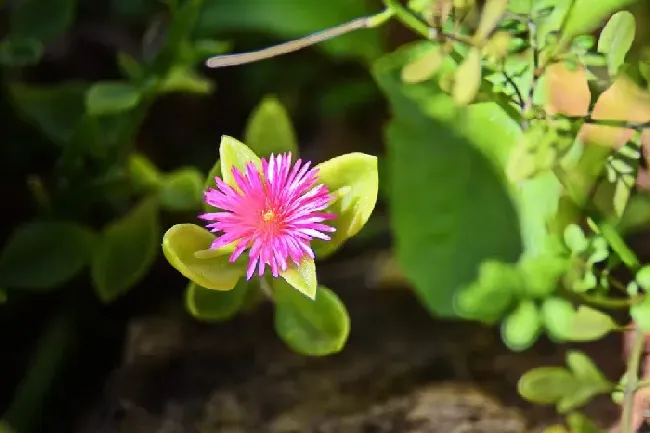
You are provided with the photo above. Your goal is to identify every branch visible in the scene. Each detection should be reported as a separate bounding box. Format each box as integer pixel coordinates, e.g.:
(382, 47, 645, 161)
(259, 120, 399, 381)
(205, 9, 393, 68)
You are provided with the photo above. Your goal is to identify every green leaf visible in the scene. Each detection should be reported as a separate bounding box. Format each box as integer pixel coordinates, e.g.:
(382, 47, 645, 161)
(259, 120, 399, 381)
(453, 47, 482, 105)
(196, 0, 380, 61)
(159, 67, 213, 94)
(129, 153, 162, 192)
(117, 52, 144, 81)
(542, 297, 576, 341)
(0, 37, 42, 66)
(501, 299, 543, 351)
(520, 253, 568, 298)
(636, 265, 650, 289)
(311, 153, 378, 258)
(272, 280, 350, 356)
(558, 351, 612, 412)
(561, 0, 637, 44)
(631, 296, 650, 331)
(508, 0, 532, 14)
(91, 198, 160, 303)
(158, 167, 204, 211)
(475, 0, 509, 41)
(85, 81, 143, 116)
(566, 351, 611, 391)
(0, 288, 6, 304)
(455, 260, 519, 323)
(564, 224, 588, 253)
(401, 44, 444, 84)
(219, 135, 261, 188)
(244, 96, 298, 157)
(568, 306, 616, 341)
(0, 221, 96, 291)
(518, 367, 579, 405)
(185, 280, 250, 322)
(162, 223, 244, 291)
(11, 0, 76, 43)
(278, 256, 317, 299)
(566, 413, 601, 433)
(373, 43, 522, 317)
(598, 11, 636, 76)
(8, 82, 88, 144)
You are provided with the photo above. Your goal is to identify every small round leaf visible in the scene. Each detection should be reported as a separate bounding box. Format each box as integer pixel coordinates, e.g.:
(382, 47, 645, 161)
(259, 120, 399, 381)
(162, 223, 243, 291)
(542, 297, 576, 341)
(501, 299, 543, 351)
(635, 265, 650, 289)
(563, 224, 588, 253)
(567, 306, 616, 341)
(518, 367, 579, 405)
(129, 153, 162, 192)
(0, 221, 96, 291)
(272, 280, 350, 356)
(631, 297, 650, 331)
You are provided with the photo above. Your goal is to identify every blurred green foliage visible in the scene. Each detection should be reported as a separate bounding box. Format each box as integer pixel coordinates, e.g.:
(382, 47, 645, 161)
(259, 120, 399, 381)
(2, 0, 650, 432)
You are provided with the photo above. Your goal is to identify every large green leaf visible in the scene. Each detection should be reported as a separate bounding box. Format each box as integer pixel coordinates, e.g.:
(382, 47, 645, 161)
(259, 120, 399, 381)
(91, 198, 160, 302)
(372, 42, 523, 317)
(0, 221, 95, 291)
(162, 223, 244, 291)
(196, 0, 380, 61)
(272, 279, 350, 356)
(560, 0, 638, 44)
(312, 153, 378, 258)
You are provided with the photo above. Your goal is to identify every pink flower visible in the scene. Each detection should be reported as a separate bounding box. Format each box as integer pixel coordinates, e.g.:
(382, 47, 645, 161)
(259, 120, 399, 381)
(200, 153, 336, 280)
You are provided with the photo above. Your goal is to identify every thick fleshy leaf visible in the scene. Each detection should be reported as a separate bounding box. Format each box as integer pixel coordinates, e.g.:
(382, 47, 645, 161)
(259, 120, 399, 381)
(311, 153, 378, 258)
(518, 367, 579, 405)
(567, 306, 616, 341)
(85, 81, 142, 116)
(0, 37, 43, 67)
(91, 198, 160, 302)
(162, 223, 244, 291)
(0, 221, 96, 291)
(244, 96, 298, 157)
(373, 42, 522, 317)
(158, 167, 204, 211)
(219, 135, 261, 188)
(280, 256, 317, 299)
(542, 297, 577, 341)
(185, 280, 250, 322)
(598, 11, 636, 76)
(401, 44, 444, 84)
(272, 279, 350, 356)
(501, 300, 543, 351)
